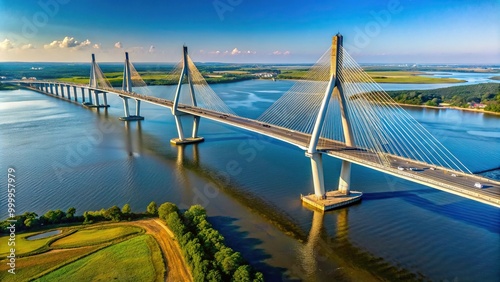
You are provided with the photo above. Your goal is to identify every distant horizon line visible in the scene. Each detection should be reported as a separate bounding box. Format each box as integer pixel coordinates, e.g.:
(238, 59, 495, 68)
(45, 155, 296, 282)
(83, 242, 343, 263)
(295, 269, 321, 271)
(1, 61, 499, 67)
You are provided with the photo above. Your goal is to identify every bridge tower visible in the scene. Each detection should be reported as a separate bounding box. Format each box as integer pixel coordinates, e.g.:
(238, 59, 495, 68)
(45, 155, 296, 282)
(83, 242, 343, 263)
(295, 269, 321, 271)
(119, 52, 144, 121)
(88, 54, 109, 108)
(170, 46, 204, 145)
(302, 34, 362, 210)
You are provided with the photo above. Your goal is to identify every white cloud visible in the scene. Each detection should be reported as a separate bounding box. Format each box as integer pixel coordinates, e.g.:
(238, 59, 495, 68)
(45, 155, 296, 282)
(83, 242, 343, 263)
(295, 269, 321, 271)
(93, 44, 101, 49)
(231, 48, 241, 55)
(273, 50, 290, 55)
(148, 45, 155, 53)
(44, 36, 91, 49)
(114, 42, 122, 49)
(21, 43, 35, 50)
(0, 39, 14, 50)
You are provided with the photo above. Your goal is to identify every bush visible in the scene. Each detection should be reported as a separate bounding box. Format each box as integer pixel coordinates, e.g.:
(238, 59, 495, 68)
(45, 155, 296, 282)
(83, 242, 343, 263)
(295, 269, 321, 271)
(147, 201, 158, 216)
(158, 202, 179, 221)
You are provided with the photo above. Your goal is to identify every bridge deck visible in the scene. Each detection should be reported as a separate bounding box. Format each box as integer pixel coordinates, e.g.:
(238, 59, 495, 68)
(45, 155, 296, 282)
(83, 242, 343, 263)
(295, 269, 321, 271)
(10, 81, 500, 208)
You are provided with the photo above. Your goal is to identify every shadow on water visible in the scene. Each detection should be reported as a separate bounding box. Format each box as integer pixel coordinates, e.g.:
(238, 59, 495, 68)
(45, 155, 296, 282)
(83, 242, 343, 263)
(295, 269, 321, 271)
(362, 189, 438, 200)
(403, 192, 500, 233)
(365, 189, 500, 233)
(209, 216, 287, 280)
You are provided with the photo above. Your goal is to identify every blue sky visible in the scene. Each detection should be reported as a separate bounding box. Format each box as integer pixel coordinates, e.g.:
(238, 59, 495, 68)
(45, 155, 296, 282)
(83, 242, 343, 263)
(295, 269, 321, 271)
(0, 0, 498, 63)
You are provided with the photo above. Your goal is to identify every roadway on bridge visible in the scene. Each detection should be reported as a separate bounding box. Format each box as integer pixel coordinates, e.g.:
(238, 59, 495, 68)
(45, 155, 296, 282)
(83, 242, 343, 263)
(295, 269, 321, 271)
(14, 81, 500, 208)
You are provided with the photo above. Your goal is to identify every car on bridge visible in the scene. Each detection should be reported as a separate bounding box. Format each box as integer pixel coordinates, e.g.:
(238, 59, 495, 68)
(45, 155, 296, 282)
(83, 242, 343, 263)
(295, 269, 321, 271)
(474, 182, 484, 189)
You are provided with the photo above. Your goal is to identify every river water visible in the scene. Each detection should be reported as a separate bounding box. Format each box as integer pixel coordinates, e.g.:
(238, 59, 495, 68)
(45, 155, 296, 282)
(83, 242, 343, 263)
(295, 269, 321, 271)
(1, 77, 499, 281)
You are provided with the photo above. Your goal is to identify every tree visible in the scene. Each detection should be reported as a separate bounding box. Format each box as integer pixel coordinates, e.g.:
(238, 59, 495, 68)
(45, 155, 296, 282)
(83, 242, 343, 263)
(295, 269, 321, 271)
(206, 269, 222, 282)
(232, 265, 252, 282)
(147, 201, 158, 216)
(23, 212, 39, 229)
(122, 203, 131, 214)
(166, 212, 186, 237)
(83, 211, 93, 224)
(158, 202, 179, 221)
(104, 205, 122, 221)
(66, 207, 76, 220)
(43, 209, 65, 224)
(184, 205, 207, 228)
(253, 272, 264, 282)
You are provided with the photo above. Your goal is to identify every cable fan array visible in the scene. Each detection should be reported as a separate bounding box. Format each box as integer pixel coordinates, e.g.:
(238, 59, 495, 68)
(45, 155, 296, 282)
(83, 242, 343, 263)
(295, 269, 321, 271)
(144, 54, 236, 115)
(91, 62, 113, 90)
(125, 61, 153, 96)
(259, 46, 470, 173)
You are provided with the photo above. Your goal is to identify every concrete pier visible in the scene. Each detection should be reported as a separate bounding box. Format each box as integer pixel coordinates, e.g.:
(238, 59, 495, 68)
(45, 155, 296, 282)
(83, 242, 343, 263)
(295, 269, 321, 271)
(170, 137, 204, 145)
(301, 190, 362, 211)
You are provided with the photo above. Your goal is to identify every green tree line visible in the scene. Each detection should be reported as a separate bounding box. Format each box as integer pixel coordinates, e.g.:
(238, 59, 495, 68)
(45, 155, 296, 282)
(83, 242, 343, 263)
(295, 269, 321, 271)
(0, 202, 160, 234)
(386, 83, 500, 111)
(159, 203, 264, 282)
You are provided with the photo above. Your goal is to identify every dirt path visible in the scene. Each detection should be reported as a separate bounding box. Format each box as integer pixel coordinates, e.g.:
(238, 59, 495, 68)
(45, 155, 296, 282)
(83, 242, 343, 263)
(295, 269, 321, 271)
(130, 219, 192, 282)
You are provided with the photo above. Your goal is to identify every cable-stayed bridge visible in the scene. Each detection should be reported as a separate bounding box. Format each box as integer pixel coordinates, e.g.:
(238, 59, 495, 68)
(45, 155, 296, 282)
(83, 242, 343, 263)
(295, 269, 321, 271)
(6, 34, 500, 210)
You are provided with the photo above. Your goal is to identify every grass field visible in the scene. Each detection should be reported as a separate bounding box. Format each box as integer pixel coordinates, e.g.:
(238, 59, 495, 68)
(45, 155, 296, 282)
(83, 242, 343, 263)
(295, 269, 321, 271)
(36, 235, 163, 282)
(0, 246, 101, 282)
(367, 71, 466, 83)
(51, 225, 143, 248)
(0, 229, 66, 257)
(57, 72, 181, 86)
(278, 69, 466, 83)
(0, 222, 167, 281)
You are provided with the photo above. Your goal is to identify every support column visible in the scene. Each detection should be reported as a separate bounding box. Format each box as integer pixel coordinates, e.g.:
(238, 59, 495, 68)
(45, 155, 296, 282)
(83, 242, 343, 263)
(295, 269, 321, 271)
(170, 46, 203, 145)
(192, 116, 200, 138)
(135, 100, 141, 116)
(60, 84, 65, 98)
(300, 34, 362, 211)
(81, 88, 86, 102)
(94, 91, 100, 106)
(338, 160, 351, 194)
(66, 85, 71, 99)
(119, 96, 131, 120)
(73, 86, 77, 101)
(102, 92, 108, 106)
(54, 84, 59, 96)
(308, 152, 325, 198)
(118, 52, 144, 121)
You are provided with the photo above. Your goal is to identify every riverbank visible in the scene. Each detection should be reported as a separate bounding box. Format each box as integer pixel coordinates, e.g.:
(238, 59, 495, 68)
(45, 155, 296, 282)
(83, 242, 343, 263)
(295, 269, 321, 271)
(398, 103, 500, 116)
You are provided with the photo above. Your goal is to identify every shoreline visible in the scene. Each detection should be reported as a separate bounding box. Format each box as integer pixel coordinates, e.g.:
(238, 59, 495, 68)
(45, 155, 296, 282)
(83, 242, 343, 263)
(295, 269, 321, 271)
(398, 103, 500, 116)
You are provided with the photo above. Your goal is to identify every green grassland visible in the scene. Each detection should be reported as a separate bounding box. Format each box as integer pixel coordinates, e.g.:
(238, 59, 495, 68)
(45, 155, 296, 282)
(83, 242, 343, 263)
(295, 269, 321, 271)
(35, 235, 162, 282)
(277, 69, 466, 83)
(51, 225, 143, 248)
(0, 223, 163, 282)
(0, 83, 19, 90)
(0, 229, 69, 257)
(57, 71, 250, 86)
(0, 246, 101, 282)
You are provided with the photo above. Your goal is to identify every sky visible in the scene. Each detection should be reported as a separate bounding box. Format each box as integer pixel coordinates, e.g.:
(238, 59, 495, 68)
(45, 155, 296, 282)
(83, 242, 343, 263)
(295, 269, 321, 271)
(0, 0, 498, 64)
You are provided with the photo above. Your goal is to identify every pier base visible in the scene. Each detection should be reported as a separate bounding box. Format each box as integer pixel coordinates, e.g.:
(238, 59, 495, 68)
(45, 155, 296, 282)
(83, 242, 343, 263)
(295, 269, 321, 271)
(301, 190, 362, 211)
(82, 102, 110, 108)
(119, 115, 144, 121)
(170, 137, 204, 145)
